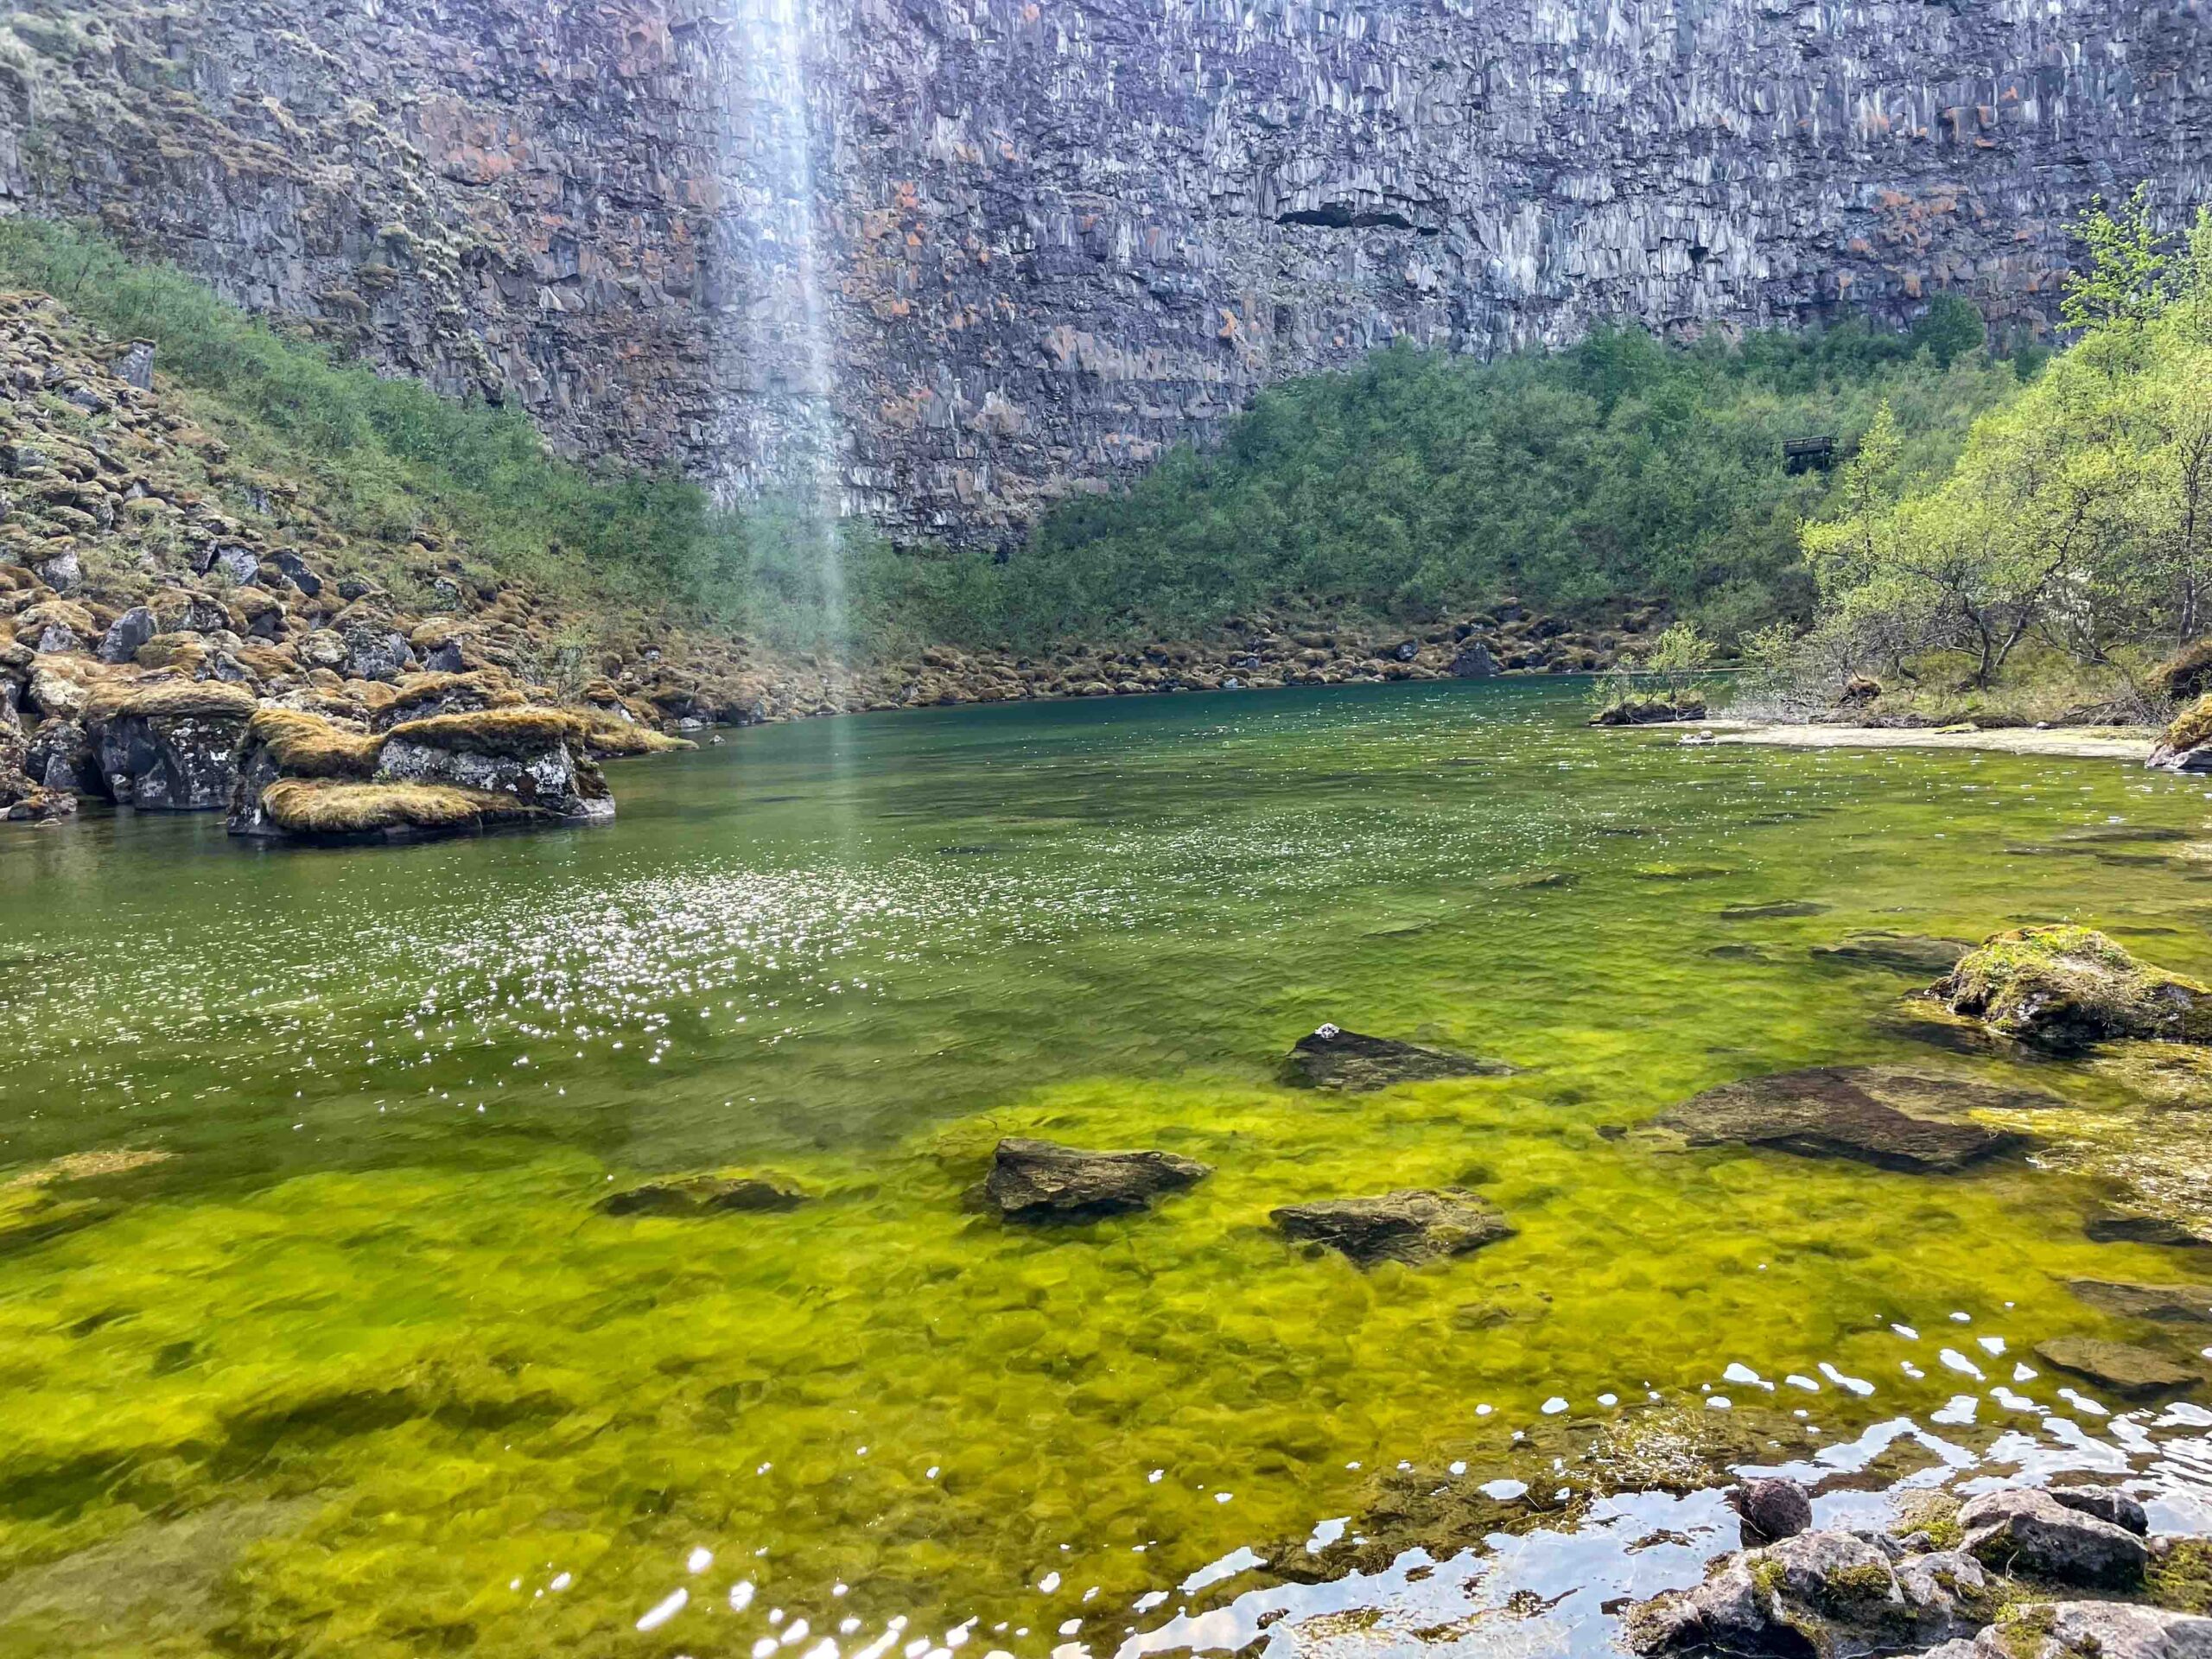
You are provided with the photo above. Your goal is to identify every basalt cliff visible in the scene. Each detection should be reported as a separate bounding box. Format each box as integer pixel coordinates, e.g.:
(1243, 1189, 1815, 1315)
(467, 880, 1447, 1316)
(1, 0, 2206, 545)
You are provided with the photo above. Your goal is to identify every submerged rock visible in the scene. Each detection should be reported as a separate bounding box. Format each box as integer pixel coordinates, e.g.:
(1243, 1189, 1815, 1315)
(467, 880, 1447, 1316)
(1813, 932, 1974, 975)
(1628, 1528, 1991, 1659)
(598, 1176, 808, 1217)
(1720, 901, 1833, 920)
(1936, 927, 2212, 1052)
(1281, 1025, 1514, 1092)
(1731, 1477, 1815, 1544)
(1658, 1067, 2036, 1174)
(1959, 1489, 2148, 1587)
(983, 1138, 1211, 1221)
(2066, 1280, 2212, 1325)
(2087, 1212, 2212, 1249)
(2033, 1338, 2201, 1400)
(1270, 1188, 1513, 1268)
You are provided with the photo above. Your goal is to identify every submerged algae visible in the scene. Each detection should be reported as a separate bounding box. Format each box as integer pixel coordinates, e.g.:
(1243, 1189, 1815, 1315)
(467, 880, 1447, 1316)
(3, 681, 2212, 1657)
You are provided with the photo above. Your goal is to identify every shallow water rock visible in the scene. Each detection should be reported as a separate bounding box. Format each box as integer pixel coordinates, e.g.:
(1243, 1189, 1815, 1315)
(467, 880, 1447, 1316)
(2066, 1280, 2212, 1325)
(1732, 1477, 1815, 1543)
(598, 1176, 807, 1217)
(1270, 1188, 1513, 1268)
(1721, 901, 1833, 921)
(1659, 1067, 2036, 1174)
(983, 1138, 1210, 1221)
(2049, 1486, 2150, 1537)
(1929, 1602, 2212, 1659)
(2034, 1338, 2201, 1400)
(1628, 1528, 1989, 1658)
(1937, 928, 2212, 1052)
(1813, 932, 1974, 975)
(1281, 1026, 1513, 1092)
(1959, 1488, 2148, 1587)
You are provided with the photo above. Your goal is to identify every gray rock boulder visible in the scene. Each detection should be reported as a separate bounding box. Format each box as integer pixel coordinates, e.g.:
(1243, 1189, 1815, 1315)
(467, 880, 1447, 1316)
(88, 681, 257, 810)
(1958, 1489, 2147, 1588)
(340, 625, 417, 681)
(984, 1138, 1211, 1221)
(376, 709, 613, 823)
(99, 606, 158, 664)
(31, 548, 80, 593)
(2047, 1486, 2149, 1537)
(1629, 1529, 1990, 1659)
(1732, 1477, 1815, 1543)
(1282, 1025, 1514, 1092)
(1447, 641, 1499, 678)
(259, 549, 323, 598)
(1271, 1188, 1513, 1268)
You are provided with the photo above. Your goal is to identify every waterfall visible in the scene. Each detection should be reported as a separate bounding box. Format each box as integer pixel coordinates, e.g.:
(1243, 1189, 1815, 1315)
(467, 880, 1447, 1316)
(728, 0, 848, 674)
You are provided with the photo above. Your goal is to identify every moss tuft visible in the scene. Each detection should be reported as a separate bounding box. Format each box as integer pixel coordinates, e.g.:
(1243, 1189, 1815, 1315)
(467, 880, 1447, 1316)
(257, 779, 542, 835)
(2160, 693, 2212, 755)
(380, 707, 584, 759)
(2148, 1537, 2212, 1614)
(93, 679, 257, 721)
(243, 709, 382, 780)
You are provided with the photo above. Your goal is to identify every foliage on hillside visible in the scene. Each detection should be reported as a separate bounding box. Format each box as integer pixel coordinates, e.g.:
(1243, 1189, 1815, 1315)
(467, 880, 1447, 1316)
(1011, 304, 2031, 642)
(2, 217, 2038, 657)
(1776, 189, 2212, 717)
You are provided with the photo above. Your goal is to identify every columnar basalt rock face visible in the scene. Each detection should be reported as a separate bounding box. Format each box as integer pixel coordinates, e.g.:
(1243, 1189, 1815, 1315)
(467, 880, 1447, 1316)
(4, 1, 2208, 548)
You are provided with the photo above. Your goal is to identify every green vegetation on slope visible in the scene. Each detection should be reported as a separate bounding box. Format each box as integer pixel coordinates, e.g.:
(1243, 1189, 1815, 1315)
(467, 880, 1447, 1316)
(1775, 190, 2212, 719)
(2, 217, 2039, 658)
(1013, 304, 2033, 642)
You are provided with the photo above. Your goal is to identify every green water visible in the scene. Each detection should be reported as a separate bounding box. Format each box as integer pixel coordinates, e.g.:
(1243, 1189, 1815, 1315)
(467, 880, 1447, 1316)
(2, 680, 2208, 1657)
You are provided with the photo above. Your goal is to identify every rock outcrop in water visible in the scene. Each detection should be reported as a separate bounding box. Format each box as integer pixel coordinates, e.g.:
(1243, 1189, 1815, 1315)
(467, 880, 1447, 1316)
(228, 706, 615, 843)
(1, 1, 2204, 543)
(1936, 928, 2212, 1052)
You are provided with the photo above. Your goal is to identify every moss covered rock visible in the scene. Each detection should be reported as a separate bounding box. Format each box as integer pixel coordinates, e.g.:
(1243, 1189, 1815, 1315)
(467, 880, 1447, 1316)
(2150, 692, 2212, 771)
(1936, 927, 2212, 1052)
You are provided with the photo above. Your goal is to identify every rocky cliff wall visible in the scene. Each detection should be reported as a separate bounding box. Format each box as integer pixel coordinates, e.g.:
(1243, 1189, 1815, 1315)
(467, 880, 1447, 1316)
(3, 0, 2209, 548)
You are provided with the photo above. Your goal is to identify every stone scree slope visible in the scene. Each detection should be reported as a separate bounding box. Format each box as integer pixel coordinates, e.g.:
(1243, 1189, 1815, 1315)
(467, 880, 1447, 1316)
(3, 0, 2206, 544)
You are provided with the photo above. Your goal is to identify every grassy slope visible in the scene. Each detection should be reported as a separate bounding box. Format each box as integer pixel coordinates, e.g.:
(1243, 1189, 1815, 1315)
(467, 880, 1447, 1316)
(0, 219, 2034, 654)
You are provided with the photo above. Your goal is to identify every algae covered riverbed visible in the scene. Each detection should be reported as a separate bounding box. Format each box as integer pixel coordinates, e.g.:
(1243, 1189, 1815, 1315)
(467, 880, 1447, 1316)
(3, 678, 2211, 1657)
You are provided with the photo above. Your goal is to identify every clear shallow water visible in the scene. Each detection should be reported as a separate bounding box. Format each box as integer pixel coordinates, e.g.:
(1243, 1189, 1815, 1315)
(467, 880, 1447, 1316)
(3, 679, 2211, 1656)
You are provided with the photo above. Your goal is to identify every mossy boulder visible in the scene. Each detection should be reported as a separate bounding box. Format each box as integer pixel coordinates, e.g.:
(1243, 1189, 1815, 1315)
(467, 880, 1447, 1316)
(1936, 927, 2212, 1052)
(2149, 691, 2212, 771)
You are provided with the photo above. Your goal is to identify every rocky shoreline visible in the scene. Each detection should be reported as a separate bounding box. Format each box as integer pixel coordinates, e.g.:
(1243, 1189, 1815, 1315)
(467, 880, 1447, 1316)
(0, 286, 1647, 837)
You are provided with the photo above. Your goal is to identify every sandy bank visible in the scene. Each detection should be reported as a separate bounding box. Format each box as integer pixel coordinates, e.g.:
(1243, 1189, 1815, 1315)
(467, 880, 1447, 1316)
(1682, 721, 2158, 761)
